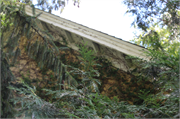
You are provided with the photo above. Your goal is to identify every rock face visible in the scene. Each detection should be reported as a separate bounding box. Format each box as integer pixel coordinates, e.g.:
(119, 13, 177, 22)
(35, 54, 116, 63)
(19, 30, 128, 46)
(8, 35, 154, 105)
(3, 15, 151, 104)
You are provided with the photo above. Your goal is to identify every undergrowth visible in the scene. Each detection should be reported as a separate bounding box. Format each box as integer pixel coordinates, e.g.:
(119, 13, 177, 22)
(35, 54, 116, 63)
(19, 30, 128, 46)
(8, 42, 179, 118)
(8, 43, 143, 118)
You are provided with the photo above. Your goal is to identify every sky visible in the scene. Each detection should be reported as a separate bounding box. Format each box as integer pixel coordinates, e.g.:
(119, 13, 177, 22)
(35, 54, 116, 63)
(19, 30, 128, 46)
(33, 0, 141, 41)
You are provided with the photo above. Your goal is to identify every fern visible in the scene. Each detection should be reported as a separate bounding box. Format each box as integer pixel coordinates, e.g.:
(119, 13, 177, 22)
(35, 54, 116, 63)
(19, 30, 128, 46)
(8, 82, 64, 118)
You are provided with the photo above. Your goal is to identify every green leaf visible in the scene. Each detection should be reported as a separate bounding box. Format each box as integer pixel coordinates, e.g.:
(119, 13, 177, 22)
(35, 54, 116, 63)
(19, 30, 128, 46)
(35, 12, 43, 18)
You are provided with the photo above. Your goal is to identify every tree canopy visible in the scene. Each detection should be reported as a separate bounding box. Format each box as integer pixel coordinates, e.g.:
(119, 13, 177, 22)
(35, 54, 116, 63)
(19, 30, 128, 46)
(19, 0, 80, 13)
(124, 0, 179, 118)
(124, 0, 180, 34)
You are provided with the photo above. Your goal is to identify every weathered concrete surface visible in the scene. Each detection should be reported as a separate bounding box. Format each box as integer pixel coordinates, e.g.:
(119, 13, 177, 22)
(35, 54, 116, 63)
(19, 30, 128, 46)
(34, 20, 136, 72)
